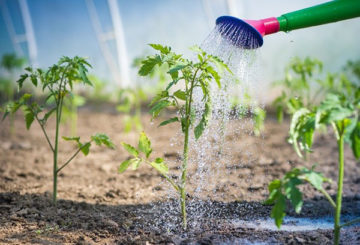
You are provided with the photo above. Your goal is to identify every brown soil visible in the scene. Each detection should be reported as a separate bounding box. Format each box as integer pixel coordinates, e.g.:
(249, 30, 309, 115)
(0, 109, 359, 244)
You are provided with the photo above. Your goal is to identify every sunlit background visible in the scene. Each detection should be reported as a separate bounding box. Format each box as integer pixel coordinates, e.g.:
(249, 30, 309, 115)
(1, 0, 360, 101)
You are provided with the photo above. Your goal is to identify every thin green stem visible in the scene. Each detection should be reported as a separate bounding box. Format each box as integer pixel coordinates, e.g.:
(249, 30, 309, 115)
(179, 65, 201, 230)
(340, 217, 360, 228)
(34, 114, 54, 152)
(53, 100, 61, 204)
(319, 188, 336, 209)
(56, 142, 89, 173)
(334, 133, 344, 245)
(180, 125, 189, 230)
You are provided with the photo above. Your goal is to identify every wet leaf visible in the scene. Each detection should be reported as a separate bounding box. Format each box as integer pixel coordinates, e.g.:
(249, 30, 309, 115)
(138, 132, 152, 158)
(121, 142, 139, 157)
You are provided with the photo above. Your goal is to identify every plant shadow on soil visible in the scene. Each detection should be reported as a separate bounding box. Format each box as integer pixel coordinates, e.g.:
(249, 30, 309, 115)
(1, 191, 360, 244)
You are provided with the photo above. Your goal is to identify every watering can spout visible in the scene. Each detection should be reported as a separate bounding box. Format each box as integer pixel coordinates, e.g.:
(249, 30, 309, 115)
(216, 0, 360, 49)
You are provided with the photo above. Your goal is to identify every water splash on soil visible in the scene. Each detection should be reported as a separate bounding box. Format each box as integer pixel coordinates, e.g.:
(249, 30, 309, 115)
(151, 24, 265, 229)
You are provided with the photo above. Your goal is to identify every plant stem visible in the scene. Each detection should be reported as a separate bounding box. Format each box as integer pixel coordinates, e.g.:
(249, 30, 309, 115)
(334, 133, 344, 245)
(319, 188, 336, 209)
(180, 124, 189, 230)
(57, 143, 88, 173)
(34, 114, 54, 152)
(53, 103, 60, 204)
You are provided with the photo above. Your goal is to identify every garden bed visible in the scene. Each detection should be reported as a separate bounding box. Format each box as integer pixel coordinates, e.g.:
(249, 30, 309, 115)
(0, 110, 359, 244)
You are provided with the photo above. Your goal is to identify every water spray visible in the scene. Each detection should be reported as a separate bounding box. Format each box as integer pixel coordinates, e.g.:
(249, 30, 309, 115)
(216, 0, 360, 49)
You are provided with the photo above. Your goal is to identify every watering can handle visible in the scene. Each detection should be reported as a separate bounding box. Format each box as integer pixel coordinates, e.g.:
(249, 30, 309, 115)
(277, 0, 360, 32)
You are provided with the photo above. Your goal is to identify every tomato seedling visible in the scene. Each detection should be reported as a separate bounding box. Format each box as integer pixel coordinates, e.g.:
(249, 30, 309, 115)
(2, 56, 115, 204)
(266, 90, 360, 245)
(119, 44, 232, 229)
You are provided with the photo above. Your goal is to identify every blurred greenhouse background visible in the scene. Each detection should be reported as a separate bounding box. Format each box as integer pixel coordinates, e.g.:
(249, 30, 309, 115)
(1, 0, 360, 102)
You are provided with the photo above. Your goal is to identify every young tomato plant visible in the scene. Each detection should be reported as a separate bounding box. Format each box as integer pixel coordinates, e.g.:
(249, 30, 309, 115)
(266, 91, 360, 245)
(2, 56, 115, 204)
(272, 57, 323, 122)
(118, 44, 232, 229)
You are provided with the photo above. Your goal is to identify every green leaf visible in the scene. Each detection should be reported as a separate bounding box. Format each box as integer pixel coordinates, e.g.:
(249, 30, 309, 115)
(138, 55, 161, 76)
(149, 100, 171, 118)
(264, 179, 282, 205)
(168, 64, 187, 74)
(118, 159, 134, 173)
(209, 55, 232, 74)
(350, 122, 360, 159)
(149, 91, 169, 106)
(301, 167, 328, 190)
(159, 117, 179, 127)
(91, 133, 115, 149)
(62, 136, 80, 143)
(150, 157, 168, 175)
(138, 132, 152, 158)
(78, 63, 92, 86)
(206, 66, 221, 88)
(173, 90, 186, 100)
(284, 177, 303, 213)
(80, 142, 91, 156)
(194, 99, 211, 139)
(42, 108, 56, 123)
(121, 142, 139, 157)
(17, 74, 28, 88)
(24, 107, 35, 130)
(30, 74, 38, 87)
(149, 44, 171, 54)
(271, 193, 286, 229)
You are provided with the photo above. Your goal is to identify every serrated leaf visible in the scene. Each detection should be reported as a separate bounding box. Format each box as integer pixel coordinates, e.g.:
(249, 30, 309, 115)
(271, 193, 286, 229)
(79, 63, 92, 86)
(173, 90, 186, 100)
(159, 117, 179, 127)
(24, 107, 35, 130)
(301, 168, 327, 190)
(138, 132, 152, 158)
(138, 55, 161, 76)
(118, 159, 133, 173)
(149, 100, 171, 118)
(17, 74, 28, 88)
(121, 142, 139, 157)
(150, 157, 168, 175)
(91, 133, 115, 149)
(30, 75, 38, 87)
(284, 178, 303, 213)
(149, 44, 171, 54)
(206, 66, 221, 88)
